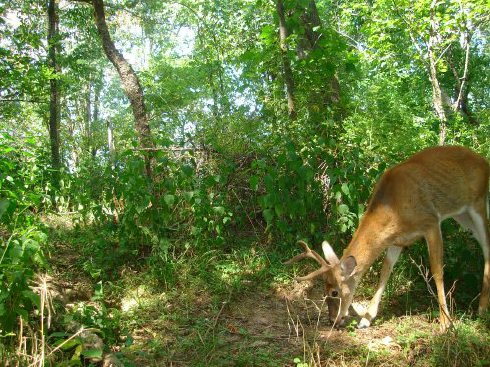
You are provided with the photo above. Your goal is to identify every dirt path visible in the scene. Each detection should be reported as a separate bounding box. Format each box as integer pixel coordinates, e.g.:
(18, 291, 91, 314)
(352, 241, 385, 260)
(214, 282, 422, 367)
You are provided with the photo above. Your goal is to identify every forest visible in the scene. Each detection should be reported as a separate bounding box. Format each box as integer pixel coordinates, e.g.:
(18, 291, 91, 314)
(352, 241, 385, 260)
(1, 0, 489, 365)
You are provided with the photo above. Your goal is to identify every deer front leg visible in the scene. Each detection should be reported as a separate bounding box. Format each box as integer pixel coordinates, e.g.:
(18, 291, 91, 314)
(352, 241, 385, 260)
(425, 225, 452, 331)
(358, 246, 402, 328)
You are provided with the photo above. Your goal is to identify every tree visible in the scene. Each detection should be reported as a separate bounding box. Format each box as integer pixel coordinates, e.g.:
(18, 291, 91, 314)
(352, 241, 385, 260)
(75, 0, 155, 178)
(47, 0, 62, 188)
(295, 0, 342, 121)
(341, 0, 490, 144)
(276, 0, 297, 119)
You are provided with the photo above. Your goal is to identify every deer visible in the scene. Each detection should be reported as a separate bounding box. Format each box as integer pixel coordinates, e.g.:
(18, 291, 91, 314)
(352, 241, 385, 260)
(286, 145, 490, 330)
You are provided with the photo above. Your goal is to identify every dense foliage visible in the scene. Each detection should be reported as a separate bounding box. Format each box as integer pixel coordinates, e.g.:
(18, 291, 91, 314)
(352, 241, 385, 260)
(0, 0, 489, 365)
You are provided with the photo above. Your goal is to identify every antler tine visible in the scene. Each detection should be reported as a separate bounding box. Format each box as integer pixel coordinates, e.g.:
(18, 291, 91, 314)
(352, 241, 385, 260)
(284, 240, 331, 281)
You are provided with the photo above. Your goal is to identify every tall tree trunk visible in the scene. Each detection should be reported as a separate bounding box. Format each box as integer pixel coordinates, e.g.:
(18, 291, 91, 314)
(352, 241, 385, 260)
(91, 0, 154, 178)
(297, 0, 341, 118)
(48, 0, 61, 189)
(297, 0, 322, 58)
(428, 0, 448, 145)
(276, 0, 297, 119)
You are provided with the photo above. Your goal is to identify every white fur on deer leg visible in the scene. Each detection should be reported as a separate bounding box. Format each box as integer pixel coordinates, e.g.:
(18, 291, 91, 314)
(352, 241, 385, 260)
(350, 302, 367, 317)
(358, 317, 371, 329)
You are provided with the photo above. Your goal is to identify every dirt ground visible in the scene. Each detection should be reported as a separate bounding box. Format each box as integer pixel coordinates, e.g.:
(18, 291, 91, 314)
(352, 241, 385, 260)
(123, 279, 436, 367)
(212, 281, 427, 367)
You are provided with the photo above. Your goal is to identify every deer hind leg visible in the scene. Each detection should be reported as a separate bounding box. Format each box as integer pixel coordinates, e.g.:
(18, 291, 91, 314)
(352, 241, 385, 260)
(425, 224, 452, 331)
(467, 200, 490, 315)
(454, 202, 490, 315)
(358, 246, 402, 329)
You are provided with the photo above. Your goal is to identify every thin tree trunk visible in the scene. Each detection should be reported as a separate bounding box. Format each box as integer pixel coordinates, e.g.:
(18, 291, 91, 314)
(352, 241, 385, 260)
(48, 0, 61, 189)
(107, 119, 115, 157)
(85, 83, 92, 154)
(428, 44, 447, 145)
(91, 0, 154, 178)
(92, 80, 102, 157)
(447, 37, 477, 124)
(276, 0, 297, 119)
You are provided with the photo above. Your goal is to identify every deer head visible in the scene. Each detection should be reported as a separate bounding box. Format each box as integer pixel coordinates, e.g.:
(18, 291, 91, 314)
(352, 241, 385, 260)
(285, 240, 358, 326)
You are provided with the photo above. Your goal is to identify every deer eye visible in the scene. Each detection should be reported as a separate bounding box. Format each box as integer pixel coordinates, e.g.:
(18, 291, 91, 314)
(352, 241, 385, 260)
(331, 290, 339, 297)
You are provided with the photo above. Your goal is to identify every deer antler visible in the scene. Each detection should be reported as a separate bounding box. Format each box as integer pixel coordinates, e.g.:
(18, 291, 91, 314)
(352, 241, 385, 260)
(284, 240, 332, 281)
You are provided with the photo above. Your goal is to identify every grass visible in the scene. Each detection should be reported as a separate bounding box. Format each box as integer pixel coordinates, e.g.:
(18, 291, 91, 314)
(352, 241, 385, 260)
(38, 215, 490, 366)
(430, 318, 490, 367)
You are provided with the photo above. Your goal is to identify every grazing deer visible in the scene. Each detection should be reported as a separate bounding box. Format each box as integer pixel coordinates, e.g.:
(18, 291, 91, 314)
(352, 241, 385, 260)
(286, 146, 490, 330)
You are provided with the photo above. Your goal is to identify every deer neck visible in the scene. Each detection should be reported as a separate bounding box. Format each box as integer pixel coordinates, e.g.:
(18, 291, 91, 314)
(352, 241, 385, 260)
(342, 208, 400, 276)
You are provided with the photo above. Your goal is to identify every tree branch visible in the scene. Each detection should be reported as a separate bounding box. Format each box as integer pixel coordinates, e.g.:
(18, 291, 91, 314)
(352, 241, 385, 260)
(0, 98, 49, 104)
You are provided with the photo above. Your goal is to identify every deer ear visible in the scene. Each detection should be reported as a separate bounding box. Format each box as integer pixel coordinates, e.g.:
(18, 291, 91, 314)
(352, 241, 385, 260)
(340, 256, 357, 278)
(322, 241, 340, 265)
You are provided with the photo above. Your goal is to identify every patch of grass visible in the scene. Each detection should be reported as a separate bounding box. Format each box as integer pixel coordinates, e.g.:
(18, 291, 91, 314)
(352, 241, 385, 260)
(107, 237, 293, 365)
(430, 319, 490, 367)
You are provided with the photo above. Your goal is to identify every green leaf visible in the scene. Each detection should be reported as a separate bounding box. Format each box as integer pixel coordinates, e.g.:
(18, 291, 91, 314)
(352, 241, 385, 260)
(71, 344, 83, 360)
(264, 174, 274, 189)
(181, 164, 194, 177)
(21, 290, 40, 309)
(57, 337, 83, 351)
(124, 334, 134, 347)
(183, 191, 194, 202)
(164, 194, 175, 207)
(0, 198, 9, 219)
(358, 204, 365, 217)
(15, 308, 28, 321)
(249, 175, 259, 191)
(213, 206, 225, 215)
(81, 348, 103, 359)
(262, 209, 274, 223)
(260, 25, 276, 45)
(341, 183, 350, 196)
(274, 204, 284, 217)
(338, 204, 349, 215)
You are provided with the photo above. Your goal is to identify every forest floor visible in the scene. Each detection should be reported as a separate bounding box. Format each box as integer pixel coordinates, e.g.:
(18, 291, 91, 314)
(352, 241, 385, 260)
(45, 214, 490, 367)
(116, 282, 443, 367)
